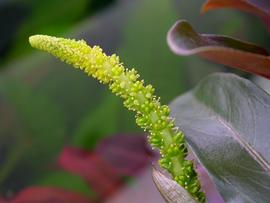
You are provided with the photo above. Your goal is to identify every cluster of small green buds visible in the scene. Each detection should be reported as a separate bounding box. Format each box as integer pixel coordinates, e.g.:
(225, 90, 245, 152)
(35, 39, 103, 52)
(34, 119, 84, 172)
(29, 35, 206, 202)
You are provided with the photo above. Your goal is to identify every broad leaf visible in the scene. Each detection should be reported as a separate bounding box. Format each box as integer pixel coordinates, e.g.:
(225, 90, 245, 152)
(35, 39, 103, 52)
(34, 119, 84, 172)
(170, 73, 270, 202)
(167, 20, 270, 78)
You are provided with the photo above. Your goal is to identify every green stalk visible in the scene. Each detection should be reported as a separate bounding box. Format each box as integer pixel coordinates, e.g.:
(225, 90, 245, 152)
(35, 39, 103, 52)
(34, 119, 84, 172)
(29, 35, 206, 202)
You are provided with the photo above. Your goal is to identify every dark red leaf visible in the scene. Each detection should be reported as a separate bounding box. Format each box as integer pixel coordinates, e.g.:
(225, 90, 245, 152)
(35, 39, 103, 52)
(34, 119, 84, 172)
(3, 187, 91, 203)
(167, 20, 270, 78)
(201, 0, 270, 31)
(201, 0, 270, 18)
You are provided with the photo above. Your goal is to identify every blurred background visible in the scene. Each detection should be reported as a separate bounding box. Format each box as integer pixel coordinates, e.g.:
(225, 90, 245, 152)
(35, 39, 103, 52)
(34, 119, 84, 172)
(0, 0, 269, 202)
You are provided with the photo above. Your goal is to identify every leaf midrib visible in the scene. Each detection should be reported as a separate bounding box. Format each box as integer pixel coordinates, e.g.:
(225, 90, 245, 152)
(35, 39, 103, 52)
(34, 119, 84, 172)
(193, 95, 270, 172)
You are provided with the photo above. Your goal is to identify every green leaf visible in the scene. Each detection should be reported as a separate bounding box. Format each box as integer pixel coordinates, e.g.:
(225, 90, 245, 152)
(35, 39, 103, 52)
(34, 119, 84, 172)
(170, 73, 270, 202)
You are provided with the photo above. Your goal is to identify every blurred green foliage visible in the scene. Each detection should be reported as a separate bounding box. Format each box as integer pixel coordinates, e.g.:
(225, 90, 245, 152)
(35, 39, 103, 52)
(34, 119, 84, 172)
(1, 0, 116, 65)
(39, 171, 94, 197)
(9, 0, 90, 58)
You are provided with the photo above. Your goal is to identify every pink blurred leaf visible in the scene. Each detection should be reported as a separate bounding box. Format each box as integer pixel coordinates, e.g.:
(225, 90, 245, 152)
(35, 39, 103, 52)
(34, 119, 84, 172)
(167, 20, 270, 78)
(59, 147, 122, 198)
(58, 134, 153, 200)
(3, 187, 91, 203)
(0, 198, 6, 203)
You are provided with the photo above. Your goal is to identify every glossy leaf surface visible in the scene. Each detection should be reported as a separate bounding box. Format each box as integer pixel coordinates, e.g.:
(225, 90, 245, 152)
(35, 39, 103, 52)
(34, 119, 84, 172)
(170, 73, 270, 202)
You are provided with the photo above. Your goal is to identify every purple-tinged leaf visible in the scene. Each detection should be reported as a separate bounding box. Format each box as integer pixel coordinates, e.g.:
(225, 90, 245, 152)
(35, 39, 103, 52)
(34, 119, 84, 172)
(167, 20, 270, 78)
(170, 73, 270, 202)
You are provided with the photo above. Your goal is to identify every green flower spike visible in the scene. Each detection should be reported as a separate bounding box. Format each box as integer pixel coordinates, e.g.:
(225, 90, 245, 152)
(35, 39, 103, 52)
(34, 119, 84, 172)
(29, 35, 206, 202)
